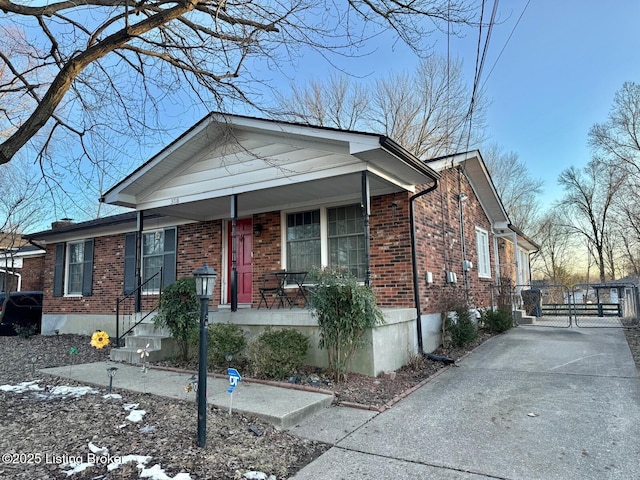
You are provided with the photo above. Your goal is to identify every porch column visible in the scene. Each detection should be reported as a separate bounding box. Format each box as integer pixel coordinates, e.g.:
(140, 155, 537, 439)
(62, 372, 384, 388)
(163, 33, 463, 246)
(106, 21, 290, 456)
(230, 195, 238, 312)
(135, 210, 144, 313)
(361, 172, 371, 286)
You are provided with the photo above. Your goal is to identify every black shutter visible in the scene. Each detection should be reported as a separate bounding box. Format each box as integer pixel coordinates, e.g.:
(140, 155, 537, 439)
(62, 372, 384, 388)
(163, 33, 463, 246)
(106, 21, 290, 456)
(162, 227, 177, 287)
(124, 232, 137, 294)
(82, 238, 94, 296)
(53, 243, 64, 297)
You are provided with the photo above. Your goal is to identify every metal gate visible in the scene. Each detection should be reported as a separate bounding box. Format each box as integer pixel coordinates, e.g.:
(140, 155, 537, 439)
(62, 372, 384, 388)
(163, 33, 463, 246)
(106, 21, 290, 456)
(493, 283, 640, 328)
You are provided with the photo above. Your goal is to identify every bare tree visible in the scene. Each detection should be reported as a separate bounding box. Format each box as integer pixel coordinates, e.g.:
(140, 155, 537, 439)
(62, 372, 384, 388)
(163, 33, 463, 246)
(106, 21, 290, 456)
(482, 143, 543, 234)
(273, 55, 487, 158)
(0, 158, 46, 320)
(0, 0, 478, 173)
(557, 160, 625, 282)
(589, 82, 640, 176)
(531, 210, 576, 285)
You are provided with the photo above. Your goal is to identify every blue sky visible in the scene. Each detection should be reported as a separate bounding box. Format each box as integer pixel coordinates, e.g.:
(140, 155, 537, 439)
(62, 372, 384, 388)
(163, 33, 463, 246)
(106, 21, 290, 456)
(269, 0, 640, 205)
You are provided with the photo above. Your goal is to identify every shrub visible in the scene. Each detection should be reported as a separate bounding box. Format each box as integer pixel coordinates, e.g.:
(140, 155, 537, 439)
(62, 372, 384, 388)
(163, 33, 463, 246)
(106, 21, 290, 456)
(442, 300, 477, 348)
(309, 267, 384, 382)
(14, 323, 38, 338)
(247, 328, 309, 380)
(208, 322, 246, 367)
(154, 277, 199, 361)
(482, 308, 513, 333)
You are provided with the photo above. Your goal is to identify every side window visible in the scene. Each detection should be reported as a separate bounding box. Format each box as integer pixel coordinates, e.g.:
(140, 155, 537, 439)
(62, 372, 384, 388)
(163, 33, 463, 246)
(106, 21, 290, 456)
(123, 228, 177, 295)
(475, 227, 491, 278)
(53, 239, 94, 297)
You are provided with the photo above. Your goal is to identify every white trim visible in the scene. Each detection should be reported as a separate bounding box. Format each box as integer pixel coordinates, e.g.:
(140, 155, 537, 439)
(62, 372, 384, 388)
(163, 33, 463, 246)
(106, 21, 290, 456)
(64, 241, 84, 296)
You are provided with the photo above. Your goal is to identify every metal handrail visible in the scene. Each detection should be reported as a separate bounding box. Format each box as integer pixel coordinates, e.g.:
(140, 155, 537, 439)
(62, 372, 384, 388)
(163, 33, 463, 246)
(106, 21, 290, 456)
(115, 269, 163, 348)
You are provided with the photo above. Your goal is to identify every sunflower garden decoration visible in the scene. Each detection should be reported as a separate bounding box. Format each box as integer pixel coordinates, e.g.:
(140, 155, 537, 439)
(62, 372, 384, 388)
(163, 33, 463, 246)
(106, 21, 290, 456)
(90, 330, 110, 349)
(137, 343, 150, 373)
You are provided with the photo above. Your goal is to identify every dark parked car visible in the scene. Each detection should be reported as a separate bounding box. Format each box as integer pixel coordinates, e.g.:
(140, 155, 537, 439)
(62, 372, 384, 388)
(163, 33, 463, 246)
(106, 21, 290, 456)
(0, 291, 43, 336)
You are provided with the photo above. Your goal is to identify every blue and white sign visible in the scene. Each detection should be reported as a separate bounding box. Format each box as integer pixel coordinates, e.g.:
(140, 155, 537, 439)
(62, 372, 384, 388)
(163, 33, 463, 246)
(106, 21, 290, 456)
(227, 368, 241, 394)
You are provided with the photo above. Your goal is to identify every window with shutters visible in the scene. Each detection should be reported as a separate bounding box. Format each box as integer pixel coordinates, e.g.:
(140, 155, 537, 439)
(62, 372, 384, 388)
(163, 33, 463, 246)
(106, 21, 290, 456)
(66, 242, 84, 295)
(53, 239, 94, 297)
(123, 227, 176, 295)
(142, 230, 164, 293)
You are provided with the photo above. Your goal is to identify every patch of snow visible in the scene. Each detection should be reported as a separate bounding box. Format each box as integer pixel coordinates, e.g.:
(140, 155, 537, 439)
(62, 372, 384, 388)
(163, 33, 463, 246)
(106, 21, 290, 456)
(62, 462, 94, 477)
(103, 393, 122, 399)
(126, 410, 146, 422)
(47, 385, 98, 398)
(107, 454, 152, 472)
(140, 425, 156, 434)
(123, 403, 140, 411)
(88, 442, 109, 455)
(243, 471, 276, 480)
(0, 381, 44, 392)
(139, 463, 192, 480)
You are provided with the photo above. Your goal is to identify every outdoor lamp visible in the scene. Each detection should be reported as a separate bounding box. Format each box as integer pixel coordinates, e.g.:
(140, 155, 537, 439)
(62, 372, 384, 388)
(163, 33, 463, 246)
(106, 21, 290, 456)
(194, 262, 217, 299)
(193, 262, 217, 447)
(107, 367, 118, 393)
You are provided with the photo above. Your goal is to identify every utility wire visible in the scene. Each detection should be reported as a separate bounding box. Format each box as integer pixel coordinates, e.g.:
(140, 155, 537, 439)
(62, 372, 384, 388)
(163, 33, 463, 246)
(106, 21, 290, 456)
(482, 0, 532, 90)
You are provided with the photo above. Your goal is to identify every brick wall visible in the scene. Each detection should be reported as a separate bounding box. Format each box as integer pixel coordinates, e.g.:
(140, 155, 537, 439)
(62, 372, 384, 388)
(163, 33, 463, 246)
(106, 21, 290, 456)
(43, 221, 224, 315)
(41, 169, 502, 318)
(20, 256, 45, 291)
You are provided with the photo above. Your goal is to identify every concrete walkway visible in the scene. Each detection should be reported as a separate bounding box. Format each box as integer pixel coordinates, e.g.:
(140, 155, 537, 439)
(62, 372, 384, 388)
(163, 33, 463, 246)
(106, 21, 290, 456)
(40, 363, 333, 429)
(291, 327, 640, 479)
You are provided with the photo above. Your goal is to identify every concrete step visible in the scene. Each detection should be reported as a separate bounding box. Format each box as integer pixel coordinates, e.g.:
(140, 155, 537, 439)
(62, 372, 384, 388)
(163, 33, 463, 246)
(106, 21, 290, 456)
(134, 322, 170, 337)
(123, 334, 168, 350)
(40, 362, 335, 429)
(109, 345, 173, 364)
(513, 309, 536, 325)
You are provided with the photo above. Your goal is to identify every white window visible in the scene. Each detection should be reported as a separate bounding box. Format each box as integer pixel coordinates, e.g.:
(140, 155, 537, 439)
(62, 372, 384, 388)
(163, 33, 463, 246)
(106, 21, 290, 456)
(475, 227, 491, 278)
(66, 241, 85, 295)
(285, 204, 365, 280)
(142, 230, 164, 292)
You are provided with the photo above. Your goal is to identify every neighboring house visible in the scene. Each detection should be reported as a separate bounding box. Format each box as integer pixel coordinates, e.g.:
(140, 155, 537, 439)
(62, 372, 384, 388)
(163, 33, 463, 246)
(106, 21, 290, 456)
(0, 238, 45, 292)
(25, 113, 537, 375)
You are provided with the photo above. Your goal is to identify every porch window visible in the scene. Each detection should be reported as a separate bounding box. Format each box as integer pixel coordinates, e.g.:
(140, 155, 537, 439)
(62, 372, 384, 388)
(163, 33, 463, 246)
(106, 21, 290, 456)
(476, 227, 491, 278)
(328, 204, 365, 278)
(285, 204, 365, 280)
(286, 210, 321, 273)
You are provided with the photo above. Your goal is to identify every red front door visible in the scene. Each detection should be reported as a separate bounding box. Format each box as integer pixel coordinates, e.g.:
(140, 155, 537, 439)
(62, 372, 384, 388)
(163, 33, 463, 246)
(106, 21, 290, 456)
(227, 219, 253, 304)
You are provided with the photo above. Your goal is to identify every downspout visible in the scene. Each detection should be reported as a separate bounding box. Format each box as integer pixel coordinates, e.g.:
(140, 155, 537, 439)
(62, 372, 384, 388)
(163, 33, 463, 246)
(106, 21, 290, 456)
(410, 179, 439, 354)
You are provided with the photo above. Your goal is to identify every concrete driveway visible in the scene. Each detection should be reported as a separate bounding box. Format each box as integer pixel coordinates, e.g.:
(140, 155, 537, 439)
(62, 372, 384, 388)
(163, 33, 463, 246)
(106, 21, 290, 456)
(292, 326, 640, 479)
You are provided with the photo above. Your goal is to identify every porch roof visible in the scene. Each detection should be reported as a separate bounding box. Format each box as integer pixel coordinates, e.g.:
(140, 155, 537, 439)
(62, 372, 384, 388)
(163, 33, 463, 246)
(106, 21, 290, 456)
(101, 113, 440, 220)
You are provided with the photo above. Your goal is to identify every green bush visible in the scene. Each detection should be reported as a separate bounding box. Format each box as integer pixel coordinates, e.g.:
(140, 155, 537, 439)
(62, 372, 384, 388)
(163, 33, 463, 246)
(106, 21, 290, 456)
(154, 277, 199, 361)
(309, 267, 384, 382)
(247, 328, 309, 380)
(482, 308, 513, 333)
(14, 323, 38, 338)
(208, 322, 246, 367)
(444, 304, 477, 348)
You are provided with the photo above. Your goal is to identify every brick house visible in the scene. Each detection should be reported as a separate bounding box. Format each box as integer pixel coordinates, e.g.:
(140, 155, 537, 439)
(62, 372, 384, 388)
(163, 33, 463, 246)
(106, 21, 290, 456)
(0, 235, 45, 292)
(25, 114, 536, 375)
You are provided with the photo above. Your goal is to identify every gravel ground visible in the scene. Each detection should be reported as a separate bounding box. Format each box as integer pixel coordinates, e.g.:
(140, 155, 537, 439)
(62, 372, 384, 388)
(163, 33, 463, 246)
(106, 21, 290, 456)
(1, 327, 638, 479)
(0, 335, 329, 480)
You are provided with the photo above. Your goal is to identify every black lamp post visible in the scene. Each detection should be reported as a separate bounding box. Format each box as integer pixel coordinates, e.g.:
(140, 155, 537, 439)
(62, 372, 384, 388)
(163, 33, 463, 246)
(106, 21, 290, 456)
(193, 262, 217, 447)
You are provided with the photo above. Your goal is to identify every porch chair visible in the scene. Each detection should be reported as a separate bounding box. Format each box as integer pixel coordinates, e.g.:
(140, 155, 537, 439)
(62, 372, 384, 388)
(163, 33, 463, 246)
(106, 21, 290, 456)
(257, 271, 292, 309)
